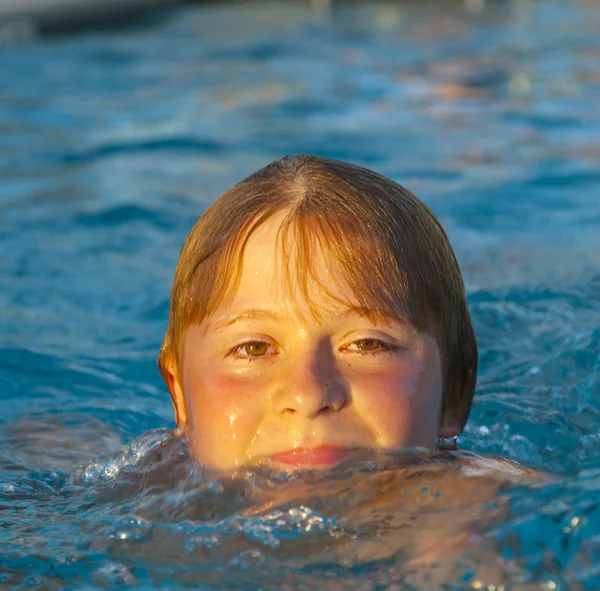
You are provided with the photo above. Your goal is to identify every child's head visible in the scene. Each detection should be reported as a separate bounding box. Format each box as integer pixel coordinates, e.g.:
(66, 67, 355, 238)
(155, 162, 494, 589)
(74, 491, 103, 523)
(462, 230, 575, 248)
(159, 155, 477, 470)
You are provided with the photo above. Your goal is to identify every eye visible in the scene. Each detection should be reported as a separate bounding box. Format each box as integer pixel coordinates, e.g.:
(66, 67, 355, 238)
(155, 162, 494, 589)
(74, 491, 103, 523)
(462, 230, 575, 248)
(344, 338, 398, 355)
(354, 339, 381, 351)
(227, 340, 277, 360)
(242, 341, 269, 356)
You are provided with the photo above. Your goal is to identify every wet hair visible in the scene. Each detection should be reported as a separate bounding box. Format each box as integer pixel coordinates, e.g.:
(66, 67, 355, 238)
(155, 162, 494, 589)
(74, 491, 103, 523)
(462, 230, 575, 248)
(158, 154, 477, 430)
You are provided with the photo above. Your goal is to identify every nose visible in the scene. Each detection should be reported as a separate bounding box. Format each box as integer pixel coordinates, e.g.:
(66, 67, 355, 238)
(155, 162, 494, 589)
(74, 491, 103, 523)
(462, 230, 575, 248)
(273, 338, 350, 418)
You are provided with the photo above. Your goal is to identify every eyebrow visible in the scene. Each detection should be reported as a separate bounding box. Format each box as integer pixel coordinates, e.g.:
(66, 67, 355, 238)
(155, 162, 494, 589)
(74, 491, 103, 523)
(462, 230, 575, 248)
(208, 309, 282, 331)
(341, 306, 413, 328)
(207, 306, 409, 331)
(339, 307, 386, 321)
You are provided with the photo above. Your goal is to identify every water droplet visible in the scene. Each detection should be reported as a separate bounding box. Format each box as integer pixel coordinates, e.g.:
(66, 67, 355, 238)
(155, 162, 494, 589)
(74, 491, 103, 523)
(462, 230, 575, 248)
(242, 521, 280, 548)
(93, 562, 138, 587)
(184, 535, 221, 555)
(288, 507, 308, 522)
(305, 514, 325, 532)
(230, 549, 265, 570)
(110, 516, 152, 542)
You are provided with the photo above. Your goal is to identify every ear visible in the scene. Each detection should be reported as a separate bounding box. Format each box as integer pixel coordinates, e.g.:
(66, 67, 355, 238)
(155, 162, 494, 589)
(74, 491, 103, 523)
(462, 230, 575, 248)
(163, 358, 188, 431)
(438, 413, 461, 439)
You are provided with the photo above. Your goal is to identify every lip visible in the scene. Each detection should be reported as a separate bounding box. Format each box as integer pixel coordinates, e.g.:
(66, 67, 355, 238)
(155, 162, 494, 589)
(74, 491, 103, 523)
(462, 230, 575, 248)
(269, 445, 358, 467)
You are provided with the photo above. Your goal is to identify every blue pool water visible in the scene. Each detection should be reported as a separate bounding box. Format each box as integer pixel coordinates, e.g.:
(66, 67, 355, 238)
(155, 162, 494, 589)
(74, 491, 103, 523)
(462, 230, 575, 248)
(1, 1, 600, 588)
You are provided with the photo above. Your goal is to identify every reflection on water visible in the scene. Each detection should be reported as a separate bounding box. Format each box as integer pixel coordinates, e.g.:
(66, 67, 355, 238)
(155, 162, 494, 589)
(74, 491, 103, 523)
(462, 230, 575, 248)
(1, 0, 600, 588)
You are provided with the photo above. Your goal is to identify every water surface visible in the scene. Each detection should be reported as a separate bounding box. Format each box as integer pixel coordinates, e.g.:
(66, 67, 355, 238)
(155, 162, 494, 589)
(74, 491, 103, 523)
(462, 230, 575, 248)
(1, 1, 600, 588)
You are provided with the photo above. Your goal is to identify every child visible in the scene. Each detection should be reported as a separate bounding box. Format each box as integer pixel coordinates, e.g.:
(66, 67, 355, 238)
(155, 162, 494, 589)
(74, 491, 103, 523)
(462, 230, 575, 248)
(158, 154, 477, 471)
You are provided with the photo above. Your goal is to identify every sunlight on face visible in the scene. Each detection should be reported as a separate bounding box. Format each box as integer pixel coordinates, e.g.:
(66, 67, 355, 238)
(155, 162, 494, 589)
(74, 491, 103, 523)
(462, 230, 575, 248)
(172, 217, 443, 470)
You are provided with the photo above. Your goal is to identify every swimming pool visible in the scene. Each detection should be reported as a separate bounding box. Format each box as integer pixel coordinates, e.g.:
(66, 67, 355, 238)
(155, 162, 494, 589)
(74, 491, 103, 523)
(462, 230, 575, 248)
(1, 1, 599, 588)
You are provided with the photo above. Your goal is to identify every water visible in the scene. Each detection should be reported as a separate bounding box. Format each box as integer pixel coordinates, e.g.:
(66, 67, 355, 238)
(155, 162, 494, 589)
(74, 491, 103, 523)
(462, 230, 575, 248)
(1, 0, 599, 588)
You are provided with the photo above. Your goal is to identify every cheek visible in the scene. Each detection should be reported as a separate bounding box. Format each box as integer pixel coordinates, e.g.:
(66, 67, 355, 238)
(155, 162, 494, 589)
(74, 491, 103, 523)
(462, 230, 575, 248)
(350, 359, 441, 447)
(182, 366, 267, 464)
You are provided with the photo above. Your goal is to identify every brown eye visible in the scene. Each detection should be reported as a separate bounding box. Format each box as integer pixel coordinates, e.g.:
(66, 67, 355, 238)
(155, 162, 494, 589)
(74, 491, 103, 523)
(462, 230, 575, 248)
(243, 341, 269, 356)
(355, 339, 380, 351)
(344, 338, 397, 356)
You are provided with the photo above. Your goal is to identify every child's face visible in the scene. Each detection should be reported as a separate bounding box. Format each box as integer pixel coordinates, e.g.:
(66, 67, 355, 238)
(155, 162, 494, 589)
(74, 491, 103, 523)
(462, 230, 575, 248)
(169, 218, 443, 471)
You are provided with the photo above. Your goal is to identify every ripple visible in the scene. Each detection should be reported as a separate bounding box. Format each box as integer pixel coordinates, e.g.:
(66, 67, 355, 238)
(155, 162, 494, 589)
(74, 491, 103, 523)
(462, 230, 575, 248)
(58, 136, 226, 165)
(75, 204, 174, 228)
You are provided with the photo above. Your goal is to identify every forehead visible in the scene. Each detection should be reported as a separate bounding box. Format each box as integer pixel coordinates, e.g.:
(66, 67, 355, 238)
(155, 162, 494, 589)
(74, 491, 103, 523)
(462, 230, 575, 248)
(231, 215, 351, 314)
